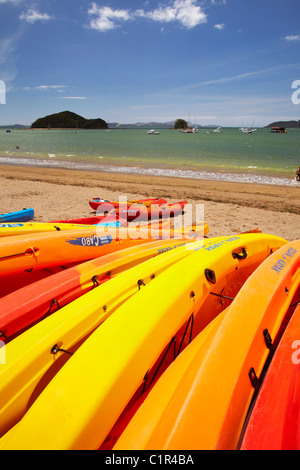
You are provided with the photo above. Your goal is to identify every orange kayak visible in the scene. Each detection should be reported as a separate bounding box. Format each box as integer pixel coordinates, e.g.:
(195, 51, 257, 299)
(0, 237, 195, 342)
(0, 228, 144, 278)
(240, 302, 300, 450)
(0, 223, 189, 277)
(0, 222, 208, 298)
(113, 239, 299, 450)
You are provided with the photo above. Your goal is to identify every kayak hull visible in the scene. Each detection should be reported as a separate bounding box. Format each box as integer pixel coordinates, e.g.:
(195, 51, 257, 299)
(0, 209, 34, 223)
(89, 198, 167, 212)
(240, 302, 300, 450)
(114, 239, 299, 451)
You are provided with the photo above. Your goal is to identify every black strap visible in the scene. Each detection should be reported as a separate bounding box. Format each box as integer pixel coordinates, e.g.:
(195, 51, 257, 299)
(51, 344, 73, 356)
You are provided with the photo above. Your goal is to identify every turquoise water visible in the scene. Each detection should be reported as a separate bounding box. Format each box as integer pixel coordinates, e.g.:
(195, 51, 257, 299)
(0, 127, 299, 186)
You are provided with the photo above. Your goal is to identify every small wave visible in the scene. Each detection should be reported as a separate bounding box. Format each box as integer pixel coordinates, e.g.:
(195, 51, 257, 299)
(0, 155, 297, 187)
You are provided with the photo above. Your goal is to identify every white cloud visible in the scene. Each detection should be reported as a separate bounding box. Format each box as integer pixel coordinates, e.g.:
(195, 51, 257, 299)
(88, 3, 132, 32)
(0, 0, 22, 4)
(200, 64, 299, 86)
(34, 85, 68, 91)
(62, 96, 87, 100)
(284, 35, 300, 41)
(19, 8, 53, 24)
(0, 34, 20, 82)
(211, 0, 227, 4)
(214, 23, 225, 30)
(87, 1, 207, 31)
(140, 0, 207, 29)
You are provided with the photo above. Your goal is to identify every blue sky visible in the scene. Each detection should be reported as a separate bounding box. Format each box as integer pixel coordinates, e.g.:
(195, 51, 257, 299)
(0, 0, 300, 126)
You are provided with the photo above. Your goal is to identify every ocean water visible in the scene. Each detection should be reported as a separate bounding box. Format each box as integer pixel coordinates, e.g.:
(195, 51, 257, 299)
(0, 127, 299, 186)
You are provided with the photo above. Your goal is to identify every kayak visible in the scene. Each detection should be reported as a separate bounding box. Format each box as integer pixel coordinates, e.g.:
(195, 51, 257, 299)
(0, 209, 34, 223)
(240, 300, 300, 450)
(0, 224, 187, 278)
(0, 221, 123, 238)
(0, 228, 145, 279)
(0, 233, 286, 449)
(0, 218, 171, 238)
(0, 222, 208, 298)
(113, 239, 299, 451)
(89, 198, 167, 212)
(0, 236, 198, 342)
(0, 237, 200, 439)
(115, 201, 188, 221)
(49, 215, 127, 227)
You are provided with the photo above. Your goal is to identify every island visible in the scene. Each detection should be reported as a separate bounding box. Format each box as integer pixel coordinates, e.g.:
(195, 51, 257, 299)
(265, 120, 300, 129)
(31, 111, 108, 130)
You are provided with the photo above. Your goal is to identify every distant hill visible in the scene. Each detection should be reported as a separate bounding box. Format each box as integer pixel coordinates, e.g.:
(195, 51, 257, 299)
(266, 120, 300, 128)
(0, 124, 28, 129)
(108, 121, 216, 129)
(109, 121, 176, 129)
(31, 111, 108, 129)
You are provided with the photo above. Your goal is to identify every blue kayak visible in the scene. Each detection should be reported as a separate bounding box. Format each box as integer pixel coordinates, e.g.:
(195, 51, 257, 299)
(0, 208, 34, 223)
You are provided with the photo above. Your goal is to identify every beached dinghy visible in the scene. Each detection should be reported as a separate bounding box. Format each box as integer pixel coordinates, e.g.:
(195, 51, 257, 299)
(0, 237, 201, 439)
(0, 233, 286, 450)
(112, 239, 300, 451)
(0, 208, 34, 223)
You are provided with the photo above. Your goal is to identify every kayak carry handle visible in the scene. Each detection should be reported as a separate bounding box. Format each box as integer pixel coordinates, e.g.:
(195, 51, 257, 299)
(232, 248, 248, 260)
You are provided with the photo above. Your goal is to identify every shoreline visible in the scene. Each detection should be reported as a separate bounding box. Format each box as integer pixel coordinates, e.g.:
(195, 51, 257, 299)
(0, 155, 298, 188)
(0, 163, 299, 242)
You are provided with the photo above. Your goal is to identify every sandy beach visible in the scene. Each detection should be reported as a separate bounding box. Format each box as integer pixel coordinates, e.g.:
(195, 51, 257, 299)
(0, 163, 299, 242)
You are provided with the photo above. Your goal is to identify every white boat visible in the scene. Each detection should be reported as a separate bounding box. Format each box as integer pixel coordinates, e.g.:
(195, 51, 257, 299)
(213, 126, 222, 133)
(180, 127, 198, 134)
(147, 129, 160, 135)
(240, 127, 253, 133)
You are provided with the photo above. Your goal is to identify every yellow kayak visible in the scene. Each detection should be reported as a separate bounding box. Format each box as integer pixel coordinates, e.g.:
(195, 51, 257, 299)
(0, 233, 286, 450)
(0, 219, 171, 237)
(0, 220, 208, 238)
(114, 240, 300, 450)
(0, 236, 202, 438)
(0, 221, 110, 237)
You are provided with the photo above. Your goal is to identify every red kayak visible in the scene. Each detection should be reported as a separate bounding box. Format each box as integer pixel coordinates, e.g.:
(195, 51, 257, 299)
(115, 200, 188, 221)
(50, 216, 173, 229)
(240, 300, 300, 450)
(89, 198, 167, 212)
(50, 215, 127, 227)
